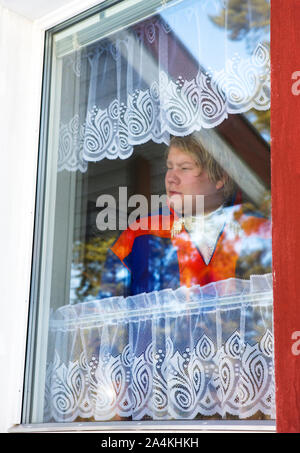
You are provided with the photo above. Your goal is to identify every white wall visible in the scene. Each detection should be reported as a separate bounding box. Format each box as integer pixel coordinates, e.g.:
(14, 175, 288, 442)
(0, 0, 104, 433)
(0, 6, 44, 433)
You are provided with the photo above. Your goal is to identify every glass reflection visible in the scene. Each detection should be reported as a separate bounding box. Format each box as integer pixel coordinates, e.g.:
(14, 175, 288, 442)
(98, 134, 271, 298)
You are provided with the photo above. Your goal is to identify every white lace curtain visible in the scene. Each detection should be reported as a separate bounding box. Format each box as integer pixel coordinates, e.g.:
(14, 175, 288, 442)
(57, 0, 270, 172)
(45, 274, 275, 422)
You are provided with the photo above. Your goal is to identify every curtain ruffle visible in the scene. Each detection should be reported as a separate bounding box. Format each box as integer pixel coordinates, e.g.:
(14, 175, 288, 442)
(45, 274, 274, 422)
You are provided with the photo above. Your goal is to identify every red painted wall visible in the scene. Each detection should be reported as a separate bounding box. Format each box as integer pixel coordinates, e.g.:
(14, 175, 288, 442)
(272, 0, 300, 433)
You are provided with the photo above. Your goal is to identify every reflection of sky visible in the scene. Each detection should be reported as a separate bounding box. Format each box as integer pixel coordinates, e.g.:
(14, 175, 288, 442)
(162, 0, 269, 67)
(161, 0, 249, 72)
(239, 235, 272, 268)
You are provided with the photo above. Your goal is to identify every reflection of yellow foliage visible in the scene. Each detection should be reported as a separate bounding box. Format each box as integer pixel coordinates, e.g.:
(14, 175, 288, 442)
(73, 235, 117, 301)
(236, 250, 271, 279)
(241, 216, 267, 236)
(233, 193, 271, 222)
(249, 109, 270, 142)
(210, 0, 270, 41)
(73, 236, 116, 263)
(259, 191, 272, 218)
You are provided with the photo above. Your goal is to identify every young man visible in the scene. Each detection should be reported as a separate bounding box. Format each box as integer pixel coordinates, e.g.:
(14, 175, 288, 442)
(99, 135, 271, 297)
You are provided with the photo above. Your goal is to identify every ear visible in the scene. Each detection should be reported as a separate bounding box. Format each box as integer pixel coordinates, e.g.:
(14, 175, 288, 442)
(216, 179, 225, 190)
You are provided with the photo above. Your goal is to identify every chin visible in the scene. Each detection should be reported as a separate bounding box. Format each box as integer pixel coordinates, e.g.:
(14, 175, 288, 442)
(168, 197, 184, 215)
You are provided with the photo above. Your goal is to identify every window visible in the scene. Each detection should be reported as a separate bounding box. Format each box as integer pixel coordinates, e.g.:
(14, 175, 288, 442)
(23, 0, 272, 426)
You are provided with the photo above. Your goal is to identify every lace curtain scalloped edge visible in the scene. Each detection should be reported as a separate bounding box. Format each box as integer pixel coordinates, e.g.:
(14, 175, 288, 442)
(44, 327, 275, 422)
(57, 42, 270, 172)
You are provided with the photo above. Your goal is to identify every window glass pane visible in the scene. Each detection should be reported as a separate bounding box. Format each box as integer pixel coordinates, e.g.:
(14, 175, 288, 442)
(24, 0, 273, 424)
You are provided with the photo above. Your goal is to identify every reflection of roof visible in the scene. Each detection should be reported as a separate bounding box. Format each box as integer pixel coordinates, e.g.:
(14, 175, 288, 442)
(217, 113, 270, 189)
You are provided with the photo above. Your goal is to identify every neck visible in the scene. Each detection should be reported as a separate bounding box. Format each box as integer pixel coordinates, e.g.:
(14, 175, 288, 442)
(203, 192, 224, 215)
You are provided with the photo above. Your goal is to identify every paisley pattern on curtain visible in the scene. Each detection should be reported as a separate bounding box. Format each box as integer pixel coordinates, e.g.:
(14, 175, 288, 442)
(45, 274, 275, 422)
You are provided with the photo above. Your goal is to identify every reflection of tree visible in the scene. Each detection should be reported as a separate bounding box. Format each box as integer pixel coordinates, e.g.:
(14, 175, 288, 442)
(72, 235, 117, 301)
(233, 201, 272, 279)
(210, 0, 270, 43)
(234, 191, 271, 219)
(210, 1, 270, 141)
(236, 249, 271, 279)
(251, 109, 270, 135)
(245, 109, 270, 143)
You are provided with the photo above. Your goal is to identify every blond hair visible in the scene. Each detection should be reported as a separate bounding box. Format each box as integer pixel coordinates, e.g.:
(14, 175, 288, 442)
(167, 135, 236, 201)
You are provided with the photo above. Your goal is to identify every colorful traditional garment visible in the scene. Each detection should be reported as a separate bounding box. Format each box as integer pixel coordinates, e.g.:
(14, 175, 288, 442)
(99, 202, 272, 297)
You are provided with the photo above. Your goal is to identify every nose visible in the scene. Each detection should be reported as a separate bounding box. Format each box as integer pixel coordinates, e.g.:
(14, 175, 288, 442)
(166, 168, 180, 185)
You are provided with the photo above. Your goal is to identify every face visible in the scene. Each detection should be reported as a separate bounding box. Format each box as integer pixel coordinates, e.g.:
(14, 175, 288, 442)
(165, 146, 224, 215)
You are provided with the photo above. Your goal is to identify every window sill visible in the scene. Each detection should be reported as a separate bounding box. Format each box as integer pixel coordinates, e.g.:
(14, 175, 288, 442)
(9, 420, 276, 433)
